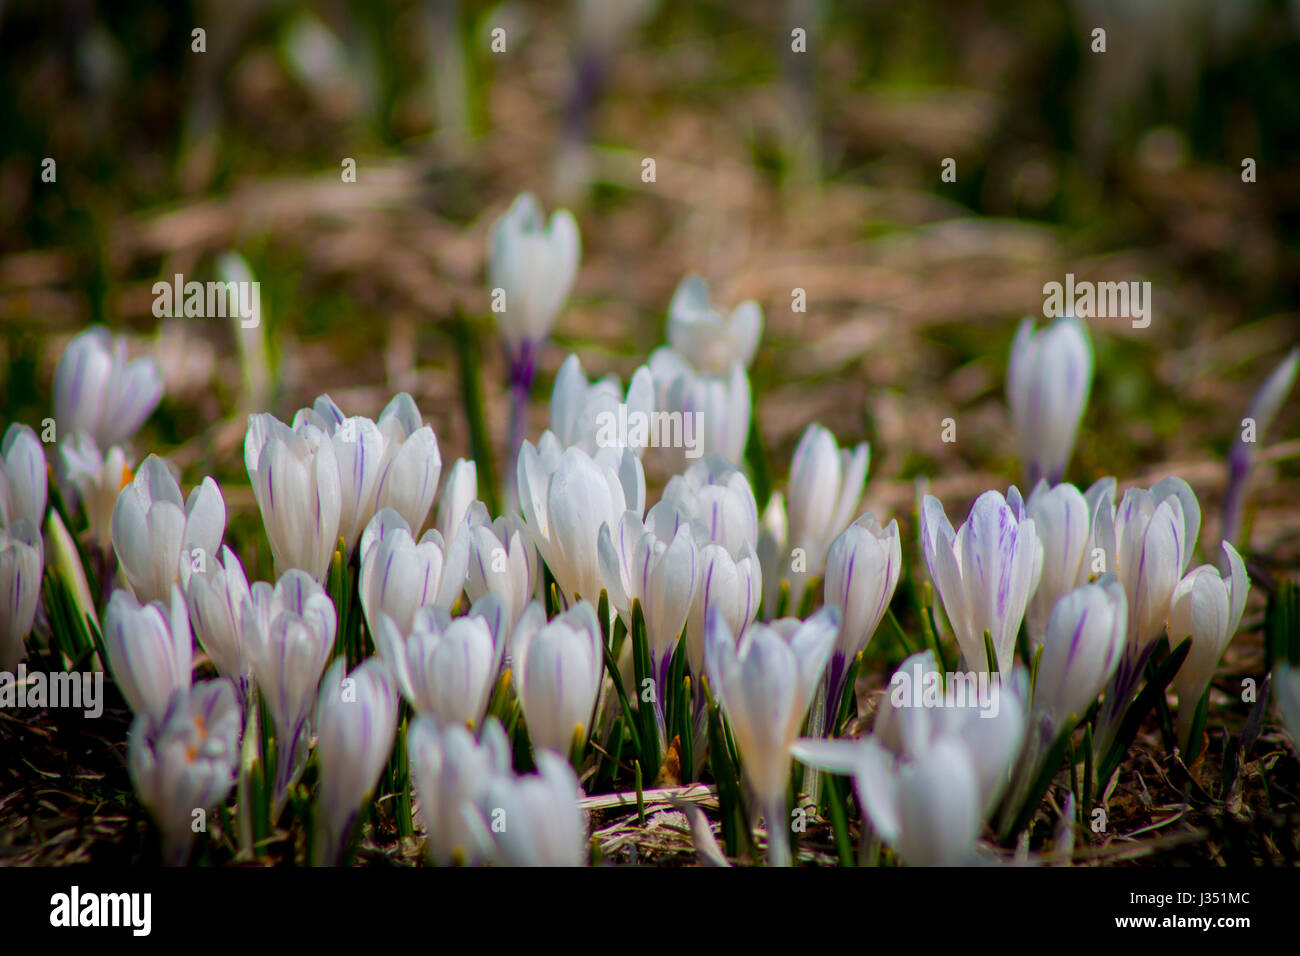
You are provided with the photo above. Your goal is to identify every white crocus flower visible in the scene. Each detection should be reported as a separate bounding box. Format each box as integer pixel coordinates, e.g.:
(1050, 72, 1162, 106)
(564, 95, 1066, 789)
(128, 679, 241, 866)
(1024, 478, 1115, 649)
(0, 424, 47, 530)
(184, 544, 254, 700)
(785, 423, 869, 612)
(60, 432, 131, 553)
(705, 606, 838, 866)
(436, 458, 478, 545)
(1168, 541, 1249, 753)
(920, 489, 1043, 673)
(598, 512, 697, 738)
(821, 514, 902, 729)
(656, 454, 759, 556)
(648, 350, 751, 474)
(1092, 476, 1200, 753)
(373, 392, 442, 536)
(358, 509, 468, 638)
(373, 593, 506, 729)
(551, 353, 655, 457)
(665, 274, 763, 374)
(488, 192, 581, 357)
(104, 586, 193, 724)
(245, 411, 342, 582)
(512, 601, 603, 756)
(805, 733, 983, 866)
(0, 521, 43, 672)
(796, 651, 1026, 865)
(1006, 314, 1093, 486)
(408, 716, 511, 866)
(296, 393, 443, 554)
(866, 650, 1026, 820)
(516, 431, 645, 606)
(318, 405, 385, 556)
(1032, 575, 1127, 741)
(313, 658, 399, 866)
(241, 569, 336, 814)
(480, 749, 589, 866)
(53, 326, 163, 450)
(111, 455, 225, 605)
(683, 540, 761, 685)
(465, 510, 539, 641)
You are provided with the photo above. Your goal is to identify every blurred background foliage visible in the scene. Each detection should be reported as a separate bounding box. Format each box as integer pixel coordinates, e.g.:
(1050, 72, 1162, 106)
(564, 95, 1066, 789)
(0, 0, 1298, 573)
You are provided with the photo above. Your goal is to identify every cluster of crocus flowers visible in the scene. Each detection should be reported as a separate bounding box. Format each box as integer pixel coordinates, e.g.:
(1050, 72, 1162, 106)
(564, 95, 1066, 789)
(9, 203, 1289, 873)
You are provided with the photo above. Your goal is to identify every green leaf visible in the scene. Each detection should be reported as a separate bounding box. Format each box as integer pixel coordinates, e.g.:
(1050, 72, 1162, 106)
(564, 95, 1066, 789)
(451, 310, 499, 517)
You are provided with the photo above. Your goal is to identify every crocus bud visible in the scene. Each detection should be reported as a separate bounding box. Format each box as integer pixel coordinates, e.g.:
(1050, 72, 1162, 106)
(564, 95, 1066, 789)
(127, 679, 241, 866)
(313, 658, 399, 865)
(245, 412, 341, 582)
(1024, 480, 1089, 647)
(822, 514, 902, 726)
(488, 192, 581, 356)
(104, 586, 193, 724)
(0, 520, 42, 672)
(598, 513, 696, 738)
(786, 423, 869, 611)
(551, 353, 655, 458)
(1223, 347, 1298, 548)
(480, 750, 589, 866)
(60, 432, 131, 553)
(465, 513, 539, 639)
(665, 274, 763, 374)
(1006, 314, 1093, 486)
(111, 456, 226, 605)
(920, 489, 1043, 673)
(436, 458, 478, 546)
(373, 594, 506, 729)
(1, 423, 47, 530)
(1032, 575, 1126, 743)
(359, 509, 468, 638)
(184, 544, 253, 699)
(705, 606, 838, 865)
(53, 326, 163, 451)
(1169, 541, 1249, 753)
(44, 508, 99, 641)
(241, 569, 336, 812)
(373, 392, 441, 536)
(408, 716, 511, 866)
(516, 432, 645, 605)
(511, 601, 603, 756)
